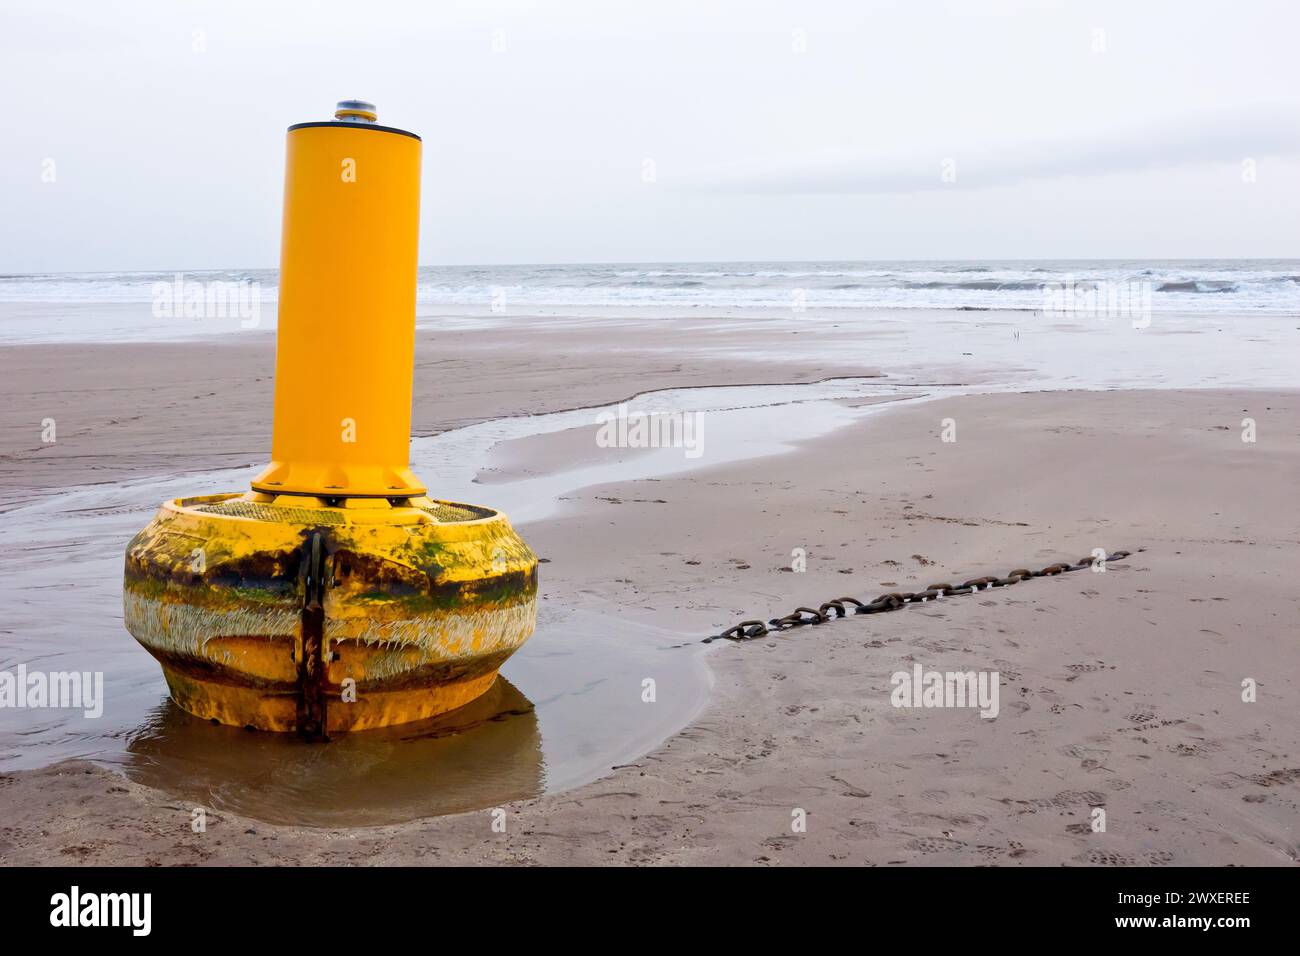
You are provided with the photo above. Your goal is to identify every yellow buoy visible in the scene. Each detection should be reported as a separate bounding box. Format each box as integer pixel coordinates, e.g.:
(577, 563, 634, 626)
(123, 101, 538, 737)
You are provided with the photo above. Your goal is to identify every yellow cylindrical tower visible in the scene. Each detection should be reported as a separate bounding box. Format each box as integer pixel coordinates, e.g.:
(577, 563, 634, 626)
(253, 105, 425, 497)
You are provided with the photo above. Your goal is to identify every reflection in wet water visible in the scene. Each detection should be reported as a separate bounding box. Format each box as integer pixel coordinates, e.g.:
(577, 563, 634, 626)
(115, 676, 543, 827)
(102, 603, 714, 827)
(0, 599, 712, 826)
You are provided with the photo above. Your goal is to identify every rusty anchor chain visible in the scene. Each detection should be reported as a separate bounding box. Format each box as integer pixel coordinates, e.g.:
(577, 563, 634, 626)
(706, 549, 1143, 643)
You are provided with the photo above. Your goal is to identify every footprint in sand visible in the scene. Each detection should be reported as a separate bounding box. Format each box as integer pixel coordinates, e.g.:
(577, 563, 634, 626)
(1008, 789, 1108, 813)
(1065, 661, 1107, 673)
(906, 836, 967, 853)
(896, 811, 990, 827)
(991, 659, 1021, 681)
(972, 842, 1025, 860)
(1169, 739, 1222, 758)
(1078, 849, 1175, 867)
(1058, 743, 1111, 761)
(1247, 767, 1300, 788)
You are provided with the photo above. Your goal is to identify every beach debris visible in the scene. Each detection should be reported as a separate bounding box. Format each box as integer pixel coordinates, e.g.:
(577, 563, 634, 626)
(122, 101, 538, 737)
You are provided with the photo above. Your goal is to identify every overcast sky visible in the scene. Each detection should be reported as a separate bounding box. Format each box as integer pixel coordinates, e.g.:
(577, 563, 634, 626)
(3, 0, 1298, 271)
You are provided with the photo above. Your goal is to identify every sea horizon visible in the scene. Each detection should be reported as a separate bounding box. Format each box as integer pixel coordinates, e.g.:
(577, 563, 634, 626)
(3, 258, 1298, 315)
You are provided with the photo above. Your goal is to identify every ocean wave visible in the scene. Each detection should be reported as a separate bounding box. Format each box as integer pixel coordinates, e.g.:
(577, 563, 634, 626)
(599, 278, 708, 288)
(905, 280, 1046, 291)
(2, 262, 1298, 316)
(1155, 280, 1239, 293)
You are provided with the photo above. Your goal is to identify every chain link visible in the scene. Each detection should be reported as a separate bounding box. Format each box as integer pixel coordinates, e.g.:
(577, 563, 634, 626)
(705, 549, 1143, 642)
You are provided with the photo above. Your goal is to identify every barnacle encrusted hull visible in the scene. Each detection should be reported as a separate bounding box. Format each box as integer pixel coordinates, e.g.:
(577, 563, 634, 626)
(123, 492, 538, 733)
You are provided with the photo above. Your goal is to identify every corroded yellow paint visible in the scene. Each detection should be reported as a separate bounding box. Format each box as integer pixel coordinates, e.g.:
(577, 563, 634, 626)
(124, 493, 537, 732)
(122, 105, 539, 733)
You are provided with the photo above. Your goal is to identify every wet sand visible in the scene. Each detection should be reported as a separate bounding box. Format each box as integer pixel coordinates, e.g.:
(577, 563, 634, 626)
(0, 314, 872, 503)
(1, 316, 1298, 865)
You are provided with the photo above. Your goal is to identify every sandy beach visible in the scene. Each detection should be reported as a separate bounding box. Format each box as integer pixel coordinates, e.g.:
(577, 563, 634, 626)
(2, 308, 1296, 866)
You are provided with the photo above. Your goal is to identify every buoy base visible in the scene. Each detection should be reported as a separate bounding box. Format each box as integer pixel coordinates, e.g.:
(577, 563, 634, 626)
(123, 492, 538, 735)
(161, 662, 501, 733)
